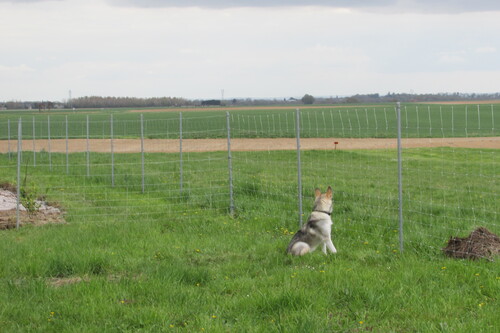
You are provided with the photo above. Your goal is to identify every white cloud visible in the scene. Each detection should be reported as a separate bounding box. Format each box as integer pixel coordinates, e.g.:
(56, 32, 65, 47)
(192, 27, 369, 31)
(0, 64, 36, 74)
(475, 46, 496, 54)
(4, 0, 500, 13)
(438, 52, 466, 64)
(105, 0, 500, 13)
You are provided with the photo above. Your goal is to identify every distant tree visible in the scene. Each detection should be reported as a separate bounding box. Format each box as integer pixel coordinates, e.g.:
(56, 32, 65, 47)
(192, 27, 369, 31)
(301, 94, 315, 105)
(67, 96, 192, 108)
(345, 96, 359, 104)
(201, 100, 221, 106)
(36, 101, 53, 112)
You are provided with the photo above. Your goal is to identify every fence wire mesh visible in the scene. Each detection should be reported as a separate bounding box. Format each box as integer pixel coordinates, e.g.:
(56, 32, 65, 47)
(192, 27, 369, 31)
(0, 104, 498, 261)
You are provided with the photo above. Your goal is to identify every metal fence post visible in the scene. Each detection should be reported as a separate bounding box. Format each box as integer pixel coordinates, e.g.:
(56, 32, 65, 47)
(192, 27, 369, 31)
(86, 115, 90, 177)
(65, 115, 69, 174)
(32, 116, 36, 166)
(451, 105, 454, 136)
(397, 102, 404, 253)
(48, 115, 52, 171)
(16, 118, 22, 230)
(295, 108, 303, 227)
(465, 105, 468, 137)
(8, 119, 11, 160)
(140, 114, 145, 193)
(179, 112, 183, 195)
(226, 112, 234, 215)
(111, 114, 115, 187)
(492, 104, 495, 134)
(477, 104, 480, 130)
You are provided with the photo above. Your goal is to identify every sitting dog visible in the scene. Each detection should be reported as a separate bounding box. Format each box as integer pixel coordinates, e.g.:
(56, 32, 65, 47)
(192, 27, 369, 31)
(287, 186, 337, 256)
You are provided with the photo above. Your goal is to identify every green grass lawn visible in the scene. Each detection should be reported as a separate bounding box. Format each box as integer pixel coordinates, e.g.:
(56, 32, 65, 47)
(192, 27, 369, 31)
(0, 147, 498, 332)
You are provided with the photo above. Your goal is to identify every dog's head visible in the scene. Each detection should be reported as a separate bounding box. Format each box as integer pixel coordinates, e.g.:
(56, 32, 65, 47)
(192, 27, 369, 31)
(313, 186, 333, 214)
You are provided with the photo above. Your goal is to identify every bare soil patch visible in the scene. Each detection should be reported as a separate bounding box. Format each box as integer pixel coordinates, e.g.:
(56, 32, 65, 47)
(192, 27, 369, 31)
(128, 101, 500, 113)
(0, 209, 65, 230)
(443, 227, 500, 261)
(1, 137, 498, 154)
(47, 276, 90, 288)
(0, 185, 65, 230)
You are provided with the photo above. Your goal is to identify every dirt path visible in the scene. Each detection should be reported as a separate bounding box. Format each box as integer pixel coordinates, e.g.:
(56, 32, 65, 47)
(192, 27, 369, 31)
(128, 101, 500, 113)
(0, 137, 498, 153)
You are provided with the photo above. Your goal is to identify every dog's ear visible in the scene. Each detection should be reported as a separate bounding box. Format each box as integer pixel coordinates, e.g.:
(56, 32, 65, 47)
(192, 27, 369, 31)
(325, 186, 333, 199)
(314, 188, 322, 198)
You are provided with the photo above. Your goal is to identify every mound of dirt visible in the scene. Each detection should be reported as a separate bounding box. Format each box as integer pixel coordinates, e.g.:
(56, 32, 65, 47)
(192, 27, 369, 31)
(442, 227, 500, 261)
(0, 187, 65, 230)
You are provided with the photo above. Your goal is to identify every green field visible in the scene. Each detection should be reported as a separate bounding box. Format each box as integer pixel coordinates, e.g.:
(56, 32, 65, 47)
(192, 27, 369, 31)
(0, 146, 498, 332)
(1, 103, 498, 139)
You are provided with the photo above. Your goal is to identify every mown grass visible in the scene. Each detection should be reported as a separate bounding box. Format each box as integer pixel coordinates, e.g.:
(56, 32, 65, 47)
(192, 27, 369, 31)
(1, 103, 498, 140)
(0, 148, 498, 332)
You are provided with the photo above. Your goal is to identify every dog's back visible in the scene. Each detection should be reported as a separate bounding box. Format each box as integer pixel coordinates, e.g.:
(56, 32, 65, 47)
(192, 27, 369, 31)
(286, 229, 312, 256)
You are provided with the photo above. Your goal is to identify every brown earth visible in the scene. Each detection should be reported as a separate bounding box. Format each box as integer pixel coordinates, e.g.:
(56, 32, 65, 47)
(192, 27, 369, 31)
(443, 227, 500, 261)
(128, 101, 500, 113)
(0, 137, 499, 153)
(0, 184, 65, 230)
(0, 210, 65, 230)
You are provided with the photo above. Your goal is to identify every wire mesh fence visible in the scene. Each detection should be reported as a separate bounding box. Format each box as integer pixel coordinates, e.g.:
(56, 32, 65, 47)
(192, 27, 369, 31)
(0, 104, 498, 260)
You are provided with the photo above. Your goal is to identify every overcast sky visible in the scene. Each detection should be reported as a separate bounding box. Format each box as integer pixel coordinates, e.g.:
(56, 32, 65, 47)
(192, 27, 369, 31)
(1, 0, 499, 101)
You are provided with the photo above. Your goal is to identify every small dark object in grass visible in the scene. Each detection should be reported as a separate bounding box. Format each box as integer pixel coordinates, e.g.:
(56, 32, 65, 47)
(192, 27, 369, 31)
(0, 182, 17, 193)
(442, 227, 500, 261)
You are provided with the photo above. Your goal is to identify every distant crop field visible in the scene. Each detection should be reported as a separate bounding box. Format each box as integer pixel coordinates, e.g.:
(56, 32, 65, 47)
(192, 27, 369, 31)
(1, 103, 498, 140)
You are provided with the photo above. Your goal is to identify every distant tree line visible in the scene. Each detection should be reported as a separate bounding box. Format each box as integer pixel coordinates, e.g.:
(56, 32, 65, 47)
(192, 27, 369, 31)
(201, 99, 221, 106)
(68, 96, 193, 108)
(2, 92, 500, 110)
(0, 101, 58, 111)
(328, 92, 500, 104)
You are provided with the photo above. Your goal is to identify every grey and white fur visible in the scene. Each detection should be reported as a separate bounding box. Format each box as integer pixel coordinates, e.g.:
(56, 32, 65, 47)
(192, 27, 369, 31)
(287, 186, 337, 256)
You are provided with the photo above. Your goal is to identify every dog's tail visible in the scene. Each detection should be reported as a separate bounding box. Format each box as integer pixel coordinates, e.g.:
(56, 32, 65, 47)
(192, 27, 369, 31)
(288, 242, 311, 256)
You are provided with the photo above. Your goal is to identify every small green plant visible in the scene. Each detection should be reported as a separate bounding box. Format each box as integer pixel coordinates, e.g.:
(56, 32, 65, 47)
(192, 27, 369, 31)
(20, 185, 40, 215)
(20, 159, 40, 216)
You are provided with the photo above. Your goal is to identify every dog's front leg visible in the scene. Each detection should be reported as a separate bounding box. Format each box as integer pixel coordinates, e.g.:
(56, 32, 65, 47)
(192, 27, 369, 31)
(326, 239, 337, 254)
(322, 242, 328, 254)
